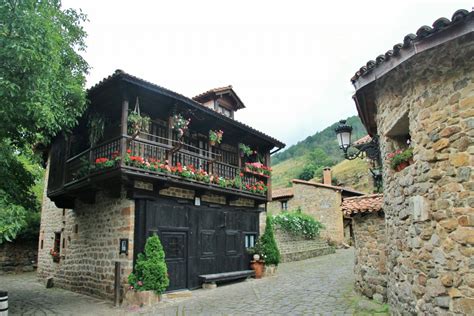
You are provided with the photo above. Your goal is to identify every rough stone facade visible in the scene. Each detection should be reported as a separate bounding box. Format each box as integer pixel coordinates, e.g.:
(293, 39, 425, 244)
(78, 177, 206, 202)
(267, 182, 345, 244)
(38, 162, 135, 300)
(0, 238, 37, 273)
(352, 212, 387, 302)
(370, 33, 473, 314)
(274, 229, 335, 263)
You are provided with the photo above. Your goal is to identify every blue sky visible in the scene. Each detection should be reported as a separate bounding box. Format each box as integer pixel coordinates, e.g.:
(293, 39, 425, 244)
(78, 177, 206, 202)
(63, 0, 472, 148)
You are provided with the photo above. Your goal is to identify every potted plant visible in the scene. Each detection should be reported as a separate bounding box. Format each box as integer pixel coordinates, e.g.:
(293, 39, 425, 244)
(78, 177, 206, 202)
(249, 240, 265, 279)
(128, 111, 151, 138)
(260, 216, 280, 277)
(124, 234, 169, 308)
(238, 143, 253, 157)
(388, 147, 414, 172)
(209, 129, 223, 146)
(171, 114, 191, 138)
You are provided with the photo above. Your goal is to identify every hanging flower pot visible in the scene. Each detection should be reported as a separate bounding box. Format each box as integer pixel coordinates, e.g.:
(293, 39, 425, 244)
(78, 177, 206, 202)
(209, 130, 223, 146)
(171, 114, 191, 139)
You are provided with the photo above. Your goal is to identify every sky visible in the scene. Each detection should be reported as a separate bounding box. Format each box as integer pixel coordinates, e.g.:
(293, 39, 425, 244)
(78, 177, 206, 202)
(63, 0, 472, 148)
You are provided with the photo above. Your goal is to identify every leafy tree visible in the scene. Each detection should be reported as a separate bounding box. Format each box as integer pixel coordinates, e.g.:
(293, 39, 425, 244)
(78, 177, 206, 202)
(298, 164, 316, 181)
(259, 216, 280, 266)
(0, 0, 89, 242)
(128, 234, 170, 294)
(0, 0, 89, 148)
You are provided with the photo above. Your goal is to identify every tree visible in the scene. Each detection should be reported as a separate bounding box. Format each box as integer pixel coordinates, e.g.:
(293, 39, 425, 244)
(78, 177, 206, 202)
(128, 235, 170, 294)
(298, 164, 316, 181)
(0, 0, 89, 243)
(0, 0, 89, 148)
(259, 216, 280, 266)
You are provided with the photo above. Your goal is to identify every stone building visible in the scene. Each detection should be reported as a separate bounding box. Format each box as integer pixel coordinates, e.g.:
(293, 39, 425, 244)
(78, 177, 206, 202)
(267, 168, 363, 244)
(38, 70, 284, 299)
(342, 194, 387, 302)
(351, 9, 473, 315)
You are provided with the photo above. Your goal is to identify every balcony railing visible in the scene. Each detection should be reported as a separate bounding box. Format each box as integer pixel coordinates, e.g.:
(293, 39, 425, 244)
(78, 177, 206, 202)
(64, 136, 269, 197)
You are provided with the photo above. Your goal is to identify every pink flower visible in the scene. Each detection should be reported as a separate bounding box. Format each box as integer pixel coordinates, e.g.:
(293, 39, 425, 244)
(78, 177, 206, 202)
(138, 281, 143, 286)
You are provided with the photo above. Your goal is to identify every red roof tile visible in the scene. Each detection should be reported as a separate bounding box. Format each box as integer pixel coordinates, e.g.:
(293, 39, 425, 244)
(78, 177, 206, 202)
(342, 194, 383, 216)
(271, 188, 294, 200)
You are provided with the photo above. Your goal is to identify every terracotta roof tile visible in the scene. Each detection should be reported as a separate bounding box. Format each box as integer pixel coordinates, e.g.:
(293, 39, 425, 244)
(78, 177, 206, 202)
(342, 194, 383, 216)
(291, 179, 364, 196)
(351, 9, 473, 84)
(353, 135, 372, 146)
(271, 187, 294, 199)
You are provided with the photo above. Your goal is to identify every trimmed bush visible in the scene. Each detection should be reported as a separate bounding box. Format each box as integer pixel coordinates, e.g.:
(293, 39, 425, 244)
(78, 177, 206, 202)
(128, 234, 169, 294)
(272, 208, 324, 239)
(259, 215, 281, 266)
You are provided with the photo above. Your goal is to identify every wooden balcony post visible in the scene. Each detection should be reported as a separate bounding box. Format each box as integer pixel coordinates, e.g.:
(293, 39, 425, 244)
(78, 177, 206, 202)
(265, 152, 272, 201)
(120, 98, 129, 165)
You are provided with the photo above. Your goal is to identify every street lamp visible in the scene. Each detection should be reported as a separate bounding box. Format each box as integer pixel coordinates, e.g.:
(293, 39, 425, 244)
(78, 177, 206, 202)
(335, 120, 383, 192)
(334, 120, 381, 162)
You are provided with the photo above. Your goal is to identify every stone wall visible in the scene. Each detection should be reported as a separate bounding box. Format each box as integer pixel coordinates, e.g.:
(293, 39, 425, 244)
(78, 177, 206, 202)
(274, 229, 335, 263)
(38, 161, 135, 300)
(352, 212, 387, 302)
(373, 33, 473, 314)
(267, 182, 344, 244)
(0, 238, 37, 273)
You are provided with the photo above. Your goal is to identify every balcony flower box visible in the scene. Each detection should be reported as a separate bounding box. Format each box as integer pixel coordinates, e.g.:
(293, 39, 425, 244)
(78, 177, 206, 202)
(244, 162, 271, 177)
(388, 148, 413, 172)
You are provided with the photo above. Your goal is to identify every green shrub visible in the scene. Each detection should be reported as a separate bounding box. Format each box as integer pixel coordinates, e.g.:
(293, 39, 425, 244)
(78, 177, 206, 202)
(272, 208, 324, 239)
(128, 234, 169, 294)
(259, 216, 280, 266)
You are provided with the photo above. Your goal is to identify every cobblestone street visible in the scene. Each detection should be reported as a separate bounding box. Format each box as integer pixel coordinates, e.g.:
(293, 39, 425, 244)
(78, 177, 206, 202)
(2, 249, 369, 315)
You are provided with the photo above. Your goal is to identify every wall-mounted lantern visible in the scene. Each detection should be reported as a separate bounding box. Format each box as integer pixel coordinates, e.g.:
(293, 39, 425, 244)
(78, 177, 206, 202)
(335, 120, 383, 191)
(335, 120, 381, 162)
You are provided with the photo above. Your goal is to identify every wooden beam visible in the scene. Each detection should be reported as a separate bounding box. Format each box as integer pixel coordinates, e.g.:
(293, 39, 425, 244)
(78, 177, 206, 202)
(120, 98, 129, 165)
(265, 152, 272, 202)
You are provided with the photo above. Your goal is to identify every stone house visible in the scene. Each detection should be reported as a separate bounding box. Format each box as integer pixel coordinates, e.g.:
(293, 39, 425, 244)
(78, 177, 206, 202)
(351, 9, 473, 315)
(267, 168, 363, 245)
(342, 194, 387, 302)
(38, 70, 284, 299)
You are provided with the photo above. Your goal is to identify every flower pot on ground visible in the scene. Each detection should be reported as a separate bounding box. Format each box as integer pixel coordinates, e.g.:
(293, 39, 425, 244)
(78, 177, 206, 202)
(250, 260, 265, 279)
(264, 264, 277, 277)
(123, 289, 161, 308)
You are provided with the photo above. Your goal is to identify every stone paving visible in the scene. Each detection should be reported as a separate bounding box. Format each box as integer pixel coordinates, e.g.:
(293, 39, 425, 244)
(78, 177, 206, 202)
(1, 249, 365, 315)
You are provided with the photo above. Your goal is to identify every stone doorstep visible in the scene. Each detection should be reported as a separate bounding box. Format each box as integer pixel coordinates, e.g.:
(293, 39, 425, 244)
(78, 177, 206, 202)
(163, 290, 192, 299)
(280, 247, 336, 263)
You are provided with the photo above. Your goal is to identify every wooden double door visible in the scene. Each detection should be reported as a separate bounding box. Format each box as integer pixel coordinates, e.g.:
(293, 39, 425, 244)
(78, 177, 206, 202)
(134, 198, 259, 291)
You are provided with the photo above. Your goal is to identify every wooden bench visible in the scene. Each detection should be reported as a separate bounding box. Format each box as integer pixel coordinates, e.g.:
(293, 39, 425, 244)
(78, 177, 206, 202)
(199, 270, 255, 289)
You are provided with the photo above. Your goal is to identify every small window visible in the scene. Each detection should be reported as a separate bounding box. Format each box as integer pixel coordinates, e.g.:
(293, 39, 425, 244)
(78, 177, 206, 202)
(52, 232, 61, 263)
(281, 201, 288, 211)
(40, 239, 44, 249)
(245, 234, 257, 248)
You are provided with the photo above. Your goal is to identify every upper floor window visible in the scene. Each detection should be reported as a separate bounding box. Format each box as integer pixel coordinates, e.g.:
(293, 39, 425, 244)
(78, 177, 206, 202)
(216, 105, 232, 118)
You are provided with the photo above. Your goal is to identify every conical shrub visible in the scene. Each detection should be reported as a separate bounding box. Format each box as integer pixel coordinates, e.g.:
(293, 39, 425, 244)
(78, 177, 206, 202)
(260, 215, 280, 266)
(128, 234, 169, 294)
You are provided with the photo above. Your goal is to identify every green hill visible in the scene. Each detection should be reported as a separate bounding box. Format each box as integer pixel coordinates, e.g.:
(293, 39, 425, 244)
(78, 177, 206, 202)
(271, 115, 374, 193)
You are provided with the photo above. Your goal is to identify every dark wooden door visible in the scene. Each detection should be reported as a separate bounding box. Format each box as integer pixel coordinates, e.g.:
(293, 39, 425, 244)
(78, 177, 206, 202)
(160, 231, 187, 291)
(134, 198, 260, 291)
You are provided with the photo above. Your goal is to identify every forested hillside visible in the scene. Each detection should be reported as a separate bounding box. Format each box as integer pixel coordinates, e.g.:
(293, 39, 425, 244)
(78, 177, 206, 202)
(271, 116, 368, 189)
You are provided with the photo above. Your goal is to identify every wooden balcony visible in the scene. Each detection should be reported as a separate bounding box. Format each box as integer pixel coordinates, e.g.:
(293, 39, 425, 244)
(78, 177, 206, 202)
(55, 134, 271, 204)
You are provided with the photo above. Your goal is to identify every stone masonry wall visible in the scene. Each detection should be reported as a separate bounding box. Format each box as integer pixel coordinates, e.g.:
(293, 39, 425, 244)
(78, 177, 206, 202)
(352, 212, 387, 302)
(274, 229, 335, 263)
(267, 183, 344, 244)
(374, 33, 473, 314)
(0, 238, 37, 273)
(38, 161, 135, 300)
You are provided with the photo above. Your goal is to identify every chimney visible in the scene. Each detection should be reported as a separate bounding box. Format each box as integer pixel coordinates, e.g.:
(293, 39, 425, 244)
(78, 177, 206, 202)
(323, 167, 332, 185)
